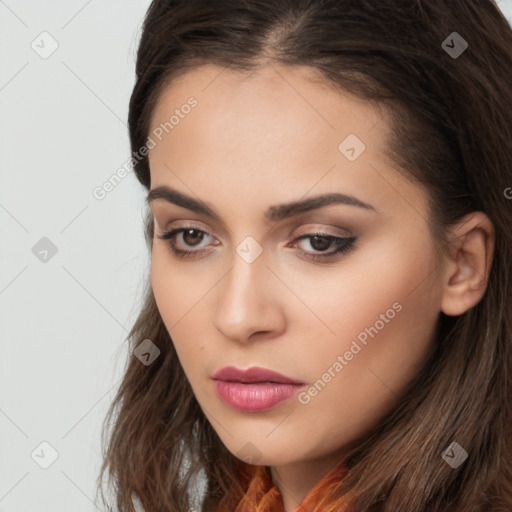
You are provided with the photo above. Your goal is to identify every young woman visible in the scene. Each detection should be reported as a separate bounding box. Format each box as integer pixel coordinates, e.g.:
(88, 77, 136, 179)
(96, 1, 512, 511)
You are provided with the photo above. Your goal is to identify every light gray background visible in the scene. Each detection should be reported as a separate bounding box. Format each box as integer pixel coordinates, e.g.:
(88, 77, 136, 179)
(1, 1, 511, 510)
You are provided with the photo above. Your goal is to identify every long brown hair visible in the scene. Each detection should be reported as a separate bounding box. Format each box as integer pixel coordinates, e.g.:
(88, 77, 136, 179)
(95, 1, 512, 510)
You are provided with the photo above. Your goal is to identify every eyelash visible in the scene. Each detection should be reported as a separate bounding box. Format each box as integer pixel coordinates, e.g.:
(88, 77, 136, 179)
(156, 227, 356, 262)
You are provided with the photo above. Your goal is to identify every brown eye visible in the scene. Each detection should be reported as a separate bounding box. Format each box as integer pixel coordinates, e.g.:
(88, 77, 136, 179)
(182, 228, 205, 246)
(156, 226, 217, 259)
(308, 235, 331, 252)
(293, 233, 357, 261)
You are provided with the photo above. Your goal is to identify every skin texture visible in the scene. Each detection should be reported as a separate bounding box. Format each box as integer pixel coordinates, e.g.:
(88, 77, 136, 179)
(147, 63, 494, 511)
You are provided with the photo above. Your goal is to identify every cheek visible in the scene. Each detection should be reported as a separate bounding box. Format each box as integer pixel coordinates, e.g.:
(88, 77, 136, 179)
(150, 250, 196, 356)
(150, 246, 211, 326)
(150, 248, 217, 380)
(283, 233, 437, 351)
(293, 238, 440, 424)
(151, 250, 178, 323)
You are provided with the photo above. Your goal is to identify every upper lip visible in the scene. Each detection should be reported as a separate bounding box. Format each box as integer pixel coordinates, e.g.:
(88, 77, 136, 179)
(212, 366, 305, 385)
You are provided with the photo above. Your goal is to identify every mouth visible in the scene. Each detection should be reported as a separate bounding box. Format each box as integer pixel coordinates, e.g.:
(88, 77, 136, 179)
(211, 365, 305, 385)
(211, 366, 306, 412)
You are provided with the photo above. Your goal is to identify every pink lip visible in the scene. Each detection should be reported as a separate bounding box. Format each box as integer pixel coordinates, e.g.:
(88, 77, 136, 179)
(211, 366, 305, 412)
(212, 366, 305, 384)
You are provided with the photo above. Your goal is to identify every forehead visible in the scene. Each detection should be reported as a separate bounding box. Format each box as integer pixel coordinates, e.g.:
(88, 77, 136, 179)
(145, 63, 428, 227)
(149, 63, 385, 149)
(148, 63, 388, 173)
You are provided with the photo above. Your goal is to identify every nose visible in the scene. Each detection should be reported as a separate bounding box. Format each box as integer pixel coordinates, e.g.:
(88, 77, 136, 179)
(211, 249, 286, 343)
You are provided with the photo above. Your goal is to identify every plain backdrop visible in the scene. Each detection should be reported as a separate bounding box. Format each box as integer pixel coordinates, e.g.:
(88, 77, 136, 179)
(1, 1, 511, 510)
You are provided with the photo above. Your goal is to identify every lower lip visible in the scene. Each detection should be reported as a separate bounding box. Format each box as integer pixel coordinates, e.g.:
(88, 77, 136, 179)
(213, 380, 304, 412)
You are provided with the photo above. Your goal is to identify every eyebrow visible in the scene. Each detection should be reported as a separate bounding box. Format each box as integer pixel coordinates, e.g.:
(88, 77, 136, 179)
(146, 185, 377, 223)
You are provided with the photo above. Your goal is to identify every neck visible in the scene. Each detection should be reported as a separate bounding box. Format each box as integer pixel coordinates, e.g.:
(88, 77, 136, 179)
(269, 447, 349, 512)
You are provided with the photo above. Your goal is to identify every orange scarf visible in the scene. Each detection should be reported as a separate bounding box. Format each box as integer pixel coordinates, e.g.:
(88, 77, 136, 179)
(234, 459, 352, 512)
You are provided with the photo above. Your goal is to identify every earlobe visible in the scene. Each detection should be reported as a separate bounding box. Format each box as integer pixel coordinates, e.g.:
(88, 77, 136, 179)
(440, 212, 495, 317)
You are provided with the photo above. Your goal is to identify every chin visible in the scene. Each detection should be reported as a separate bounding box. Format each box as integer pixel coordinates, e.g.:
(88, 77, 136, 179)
(226, 438, 306, 467)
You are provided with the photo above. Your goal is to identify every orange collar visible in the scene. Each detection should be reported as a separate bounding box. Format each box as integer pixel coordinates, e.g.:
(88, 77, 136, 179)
(235, 459, 349, 512)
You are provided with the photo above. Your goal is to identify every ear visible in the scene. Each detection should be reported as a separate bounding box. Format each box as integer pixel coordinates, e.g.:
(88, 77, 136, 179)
(440, 211, 495, 316)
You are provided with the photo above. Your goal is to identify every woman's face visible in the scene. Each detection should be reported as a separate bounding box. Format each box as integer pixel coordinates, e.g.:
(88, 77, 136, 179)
(147, 63, 445, 469)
